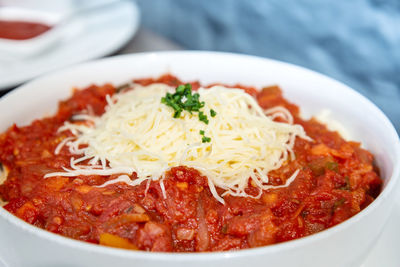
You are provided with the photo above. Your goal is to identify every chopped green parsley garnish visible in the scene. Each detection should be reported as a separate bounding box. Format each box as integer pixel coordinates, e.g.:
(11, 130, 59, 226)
(210, 109, 217, 117)
(162, 83, 216, 142)
(202, 136, 211, 143)
(199, 129, 211, 143)
(198, 111, 209, 124)
(161, 83, 206, 119)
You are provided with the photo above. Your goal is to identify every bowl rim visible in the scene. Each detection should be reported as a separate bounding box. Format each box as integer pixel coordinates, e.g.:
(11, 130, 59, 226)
(1, 50, 399, 260)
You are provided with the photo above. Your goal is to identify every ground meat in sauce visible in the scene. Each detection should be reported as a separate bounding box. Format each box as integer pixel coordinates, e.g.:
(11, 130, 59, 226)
(0, 74, 382, 252)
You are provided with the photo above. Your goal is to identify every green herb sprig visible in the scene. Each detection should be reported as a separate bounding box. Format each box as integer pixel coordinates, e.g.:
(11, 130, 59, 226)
(161, 84, 205, 119)
(161, 83, 217, 142)
(199, 130, 211, 143)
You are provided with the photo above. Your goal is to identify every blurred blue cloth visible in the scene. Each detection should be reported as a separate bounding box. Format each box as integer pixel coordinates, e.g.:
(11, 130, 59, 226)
(137, 0, 400, 132)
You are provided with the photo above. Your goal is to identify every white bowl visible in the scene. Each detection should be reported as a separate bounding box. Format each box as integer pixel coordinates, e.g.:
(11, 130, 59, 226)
(0, 51, 399, 267)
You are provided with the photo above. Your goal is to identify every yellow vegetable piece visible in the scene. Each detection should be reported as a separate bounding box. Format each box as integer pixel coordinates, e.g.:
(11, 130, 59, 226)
(99, 233, 138, 250)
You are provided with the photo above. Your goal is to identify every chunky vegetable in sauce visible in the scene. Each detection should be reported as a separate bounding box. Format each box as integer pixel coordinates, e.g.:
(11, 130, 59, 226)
(0, 75, 382, 251)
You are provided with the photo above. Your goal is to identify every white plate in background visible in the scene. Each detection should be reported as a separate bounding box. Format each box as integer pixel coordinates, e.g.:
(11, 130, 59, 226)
(0, 0, 140, 90)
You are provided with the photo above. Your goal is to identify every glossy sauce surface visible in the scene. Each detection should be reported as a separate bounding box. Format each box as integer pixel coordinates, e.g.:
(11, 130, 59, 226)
(0, 75, 382, 251)
(0, 20, 51, 40)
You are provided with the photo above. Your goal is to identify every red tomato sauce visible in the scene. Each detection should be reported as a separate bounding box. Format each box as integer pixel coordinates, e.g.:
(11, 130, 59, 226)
(0, 20, 52, 40)
(0, 75, 382, 252)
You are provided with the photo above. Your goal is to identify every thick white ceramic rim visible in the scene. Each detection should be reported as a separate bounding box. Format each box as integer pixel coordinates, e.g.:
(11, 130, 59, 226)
(0, 51, 399, 262)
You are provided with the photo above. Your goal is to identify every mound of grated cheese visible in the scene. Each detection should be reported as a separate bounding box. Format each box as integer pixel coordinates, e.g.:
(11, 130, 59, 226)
(45, 83, 311, 203)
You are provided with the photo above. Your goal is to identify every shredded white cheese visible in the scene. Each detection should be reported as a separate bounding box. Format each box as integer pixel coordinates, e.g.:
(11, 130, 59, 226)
(46, 84, 311, 203)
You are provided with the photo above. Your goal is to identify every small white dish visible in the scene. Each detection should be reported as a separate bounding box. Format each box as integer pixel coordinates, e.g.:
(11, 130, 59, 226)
(0, 0, 140, 90)
(0, 7, 65, 58)
(0, 1, 134, 59)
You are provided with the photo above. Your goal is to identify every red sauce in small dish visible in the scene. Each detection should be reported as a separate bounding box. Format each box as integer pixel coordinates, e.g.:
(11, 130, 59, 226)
(0, 20, 52, 40)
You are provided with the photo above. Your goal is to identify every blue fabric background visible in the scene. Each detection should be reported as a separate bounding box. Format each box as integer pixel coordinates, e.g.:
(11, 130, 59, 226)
(137, 0, 400, 132)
